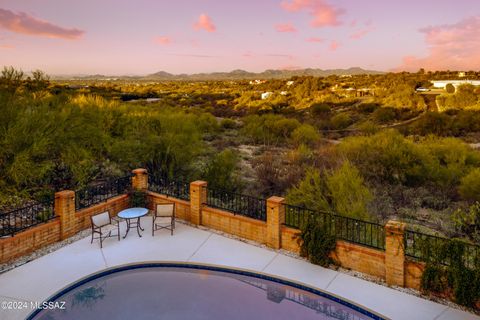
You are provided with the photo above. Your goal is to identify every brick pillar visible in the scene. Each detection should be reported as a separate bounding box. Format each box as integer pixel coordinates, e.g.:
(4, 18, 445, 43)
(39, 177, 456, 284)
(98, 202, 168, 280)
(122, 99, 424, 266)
(385, 220, 406, 287)
(190, 181, 207, 225)
(132, 168, 148, 191)
(266, 196, 285, 249)
(55, 190, 76, 240)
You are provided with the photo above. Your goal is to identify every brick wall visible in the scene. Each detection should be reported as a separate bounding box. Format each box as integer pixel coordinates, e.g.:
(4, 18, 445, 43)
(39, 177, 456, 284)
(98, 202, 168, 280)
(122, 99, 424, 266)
(0, 194, 130, 264)
(0, 219, 61, 264)
(202, 206, 267, 244)
(281, 226, 301, 254)
(147, 191, 191, 222)
(76, 194, 130, 232)
(405, 260, 425, 290)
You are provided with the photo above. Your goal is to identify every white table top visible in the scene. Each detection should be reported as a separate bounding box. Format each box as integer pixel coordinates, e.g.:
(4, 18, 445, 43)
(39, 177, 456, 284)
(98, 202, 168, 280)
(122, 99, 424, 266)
(117, 207, 149, 219)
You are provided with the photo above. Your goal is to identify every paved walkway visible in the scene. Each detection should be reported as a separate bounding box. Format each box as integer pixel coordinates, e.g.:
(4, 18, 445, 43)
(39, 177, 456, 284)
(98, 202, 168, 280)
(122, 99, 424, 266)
(0, 220, 477, 320)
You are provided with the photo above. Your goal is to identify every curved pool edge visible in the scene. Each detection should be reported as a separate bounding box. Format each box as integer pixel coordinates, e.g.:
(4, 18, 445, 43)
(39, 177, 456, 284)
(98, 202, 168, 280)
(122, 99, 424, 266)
(27, 261, 390, 320)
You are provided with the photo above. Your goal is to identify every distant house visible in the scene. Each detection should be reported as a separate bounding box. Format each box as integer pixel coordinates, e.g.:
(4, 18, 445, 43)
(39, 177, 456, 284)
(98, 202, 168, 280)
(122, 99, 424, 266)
(458, 72, 466, 78)
(286, 81, 295, 86)
(280, 91, 288, 96)
(261, 92, 273, 100)
(250, 79, 266, 85)
(431, 80, 480, 91)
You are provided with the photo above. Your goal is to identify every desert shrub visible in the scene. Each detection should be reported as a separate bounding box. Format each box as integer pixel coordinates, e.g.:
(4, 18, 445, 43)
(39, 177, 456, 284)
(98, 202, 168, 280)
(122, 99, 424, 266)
(330, 113, 352, 130)
(290, 124, 321, 147)
(451, 202, 480, 242)
(203, 149, 241, 193)
(357, 103, 378, 114)
(286, 168, 330, 212)
(420, 239, 480, 308)
(445, 83, 455, 94)
(299, 218, 336, 266)
(459, 169, 480, 202)
(420, 137, 480, 189)
(383, 84, 426, 109)
(338, 130, 430, 186)
(411, 112, 452, 136)
(326, 162, 372, 220)
(372, 107, 397, 123)
(311, 102, 331, 116)
(357, 121, 379, 135)
(252, 152, 302, 197)
(437, 84, 479, 112)
(241, 114, 300, 145)
(220, 118, 238, 129)
(286, 163, 372, 220)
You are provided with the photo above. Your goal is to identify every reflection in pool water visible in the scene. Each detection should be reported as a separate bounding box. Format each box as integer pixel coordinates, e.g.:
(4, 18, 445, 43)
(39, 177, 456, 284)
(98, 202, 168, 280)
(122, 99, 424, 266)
(30, 264, 383, 320)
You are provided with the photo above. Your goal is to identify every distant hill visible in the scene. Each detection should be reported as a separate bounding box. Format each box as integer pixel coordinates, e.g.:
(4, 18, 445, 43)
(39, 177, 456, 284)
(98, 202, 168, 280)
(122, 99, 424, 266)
(53, 67, 384, 81)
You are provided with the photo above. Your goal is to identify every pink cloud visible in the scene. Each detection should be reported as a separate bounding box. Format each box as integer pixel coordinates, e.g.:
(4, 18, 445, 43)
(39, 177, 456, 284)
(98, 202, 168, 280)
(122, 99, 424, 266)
(350, 27, 374, 40)
(275, 23, 297, 33)
(0, 8, 84, 40)
(281, 0, 345, 28)
(242, 51, 254, 58)
(329, 40, 340, 51)
(396, 16, 480, 71)
(306, 37, 324, 43)
(154, 36, 172, 45)
(0, 44, 14, 49)
(194, 14, 216, 32)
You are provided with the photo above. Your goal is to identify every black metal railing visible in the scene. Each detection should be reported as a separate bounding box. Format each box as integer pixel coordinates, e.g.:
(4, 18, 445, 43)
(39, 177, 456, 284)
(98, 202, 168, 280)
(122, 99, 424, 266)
(206, 188, 266, 221)
(284, 204, 385, 250)
(404, 229, 480, 268)
(0, 202, 55, 237)
(148, 174, 190, 201)
(75, 176, 131, 210)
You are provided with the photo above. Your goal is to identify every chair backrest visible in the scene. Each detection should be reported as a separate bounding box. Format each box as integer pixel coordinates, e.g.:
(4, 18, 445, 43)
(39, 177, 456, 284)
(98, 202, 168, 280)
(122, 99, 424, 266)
(156, 203, 174, 217)
(91, 211, 110, 227)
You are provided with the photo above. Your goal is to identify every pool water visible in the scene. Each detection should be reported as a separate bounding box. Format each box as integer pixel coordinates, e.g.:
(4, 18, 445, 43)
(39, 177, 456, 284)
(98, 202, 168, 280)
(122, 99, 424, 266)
(29, 264, 383, 320)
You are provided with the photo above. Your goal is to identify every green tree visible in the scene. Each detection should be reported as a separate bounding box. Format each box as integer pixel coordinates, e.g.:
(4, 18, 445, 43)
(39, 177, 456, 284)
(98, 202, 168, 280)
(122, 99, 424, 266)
(203, 149, 241, 192)
(326, 162, 372, 220)
(286, 163, 372, 220)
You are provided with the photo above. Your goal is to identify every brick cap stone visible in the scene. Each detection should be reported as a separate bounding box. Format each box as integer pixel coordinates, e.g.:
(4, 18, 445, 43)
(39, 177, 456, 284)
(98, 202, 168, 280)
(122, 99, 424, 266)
(132, 168, 147, 175)
(190, 180, 208, 187)
(55, 190, 75, 198)
(385, 220, 406, 234)
(267, 196, 285, 204)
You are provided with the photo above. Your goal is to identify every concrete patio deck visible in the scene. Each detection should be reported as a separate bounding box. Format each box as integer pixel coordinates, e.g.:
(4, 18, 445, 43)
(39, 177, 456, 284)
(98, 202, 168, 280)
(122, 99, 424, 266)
(0, 219, 478, 320)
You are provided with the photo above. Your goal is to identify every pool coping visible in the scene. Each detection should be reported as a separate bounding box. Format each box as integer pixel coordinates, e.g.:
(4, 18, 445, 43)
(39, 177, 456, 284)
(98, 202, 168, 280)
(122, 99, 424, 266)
(26, 261, 389, 320)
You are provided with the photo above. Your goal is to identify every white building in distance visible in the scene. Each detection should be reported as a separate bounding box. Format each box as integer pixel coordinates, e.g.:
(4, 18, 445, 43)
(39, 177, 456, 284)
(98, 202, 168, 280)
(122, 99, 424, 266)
(431, 80, 480, 90)
(261, 92, 273, 100)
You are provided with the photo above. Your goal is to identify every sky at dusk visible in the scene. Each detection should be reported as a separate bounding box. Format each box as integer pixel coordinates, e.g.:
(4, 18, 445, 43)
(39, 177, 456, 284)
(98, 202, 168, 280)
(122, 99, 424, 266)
(0, 0, 479, 75)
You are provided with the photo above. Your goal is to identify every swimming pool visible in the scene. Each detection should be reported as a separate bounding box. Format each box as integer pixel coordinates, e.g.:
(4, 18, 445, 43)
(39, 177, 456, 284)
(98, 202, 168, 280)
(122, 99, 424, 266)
(28, 263, 386, 320)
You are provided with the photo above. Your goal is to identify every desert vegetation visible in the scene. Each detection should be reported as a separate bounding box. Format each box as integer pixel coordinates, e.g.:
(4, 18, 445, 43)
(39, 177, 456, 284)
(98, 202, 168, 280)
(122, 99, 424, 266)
(1, 66, 480, 243)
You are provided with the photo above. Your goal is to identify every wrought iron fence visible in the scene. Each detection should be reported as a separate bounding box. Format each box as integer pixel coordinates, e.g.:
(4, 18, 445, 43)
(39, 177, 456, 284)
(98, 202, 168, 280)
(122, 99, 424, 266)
(0, 202, 55, 237)
(75, 176, 131, 210)
(148, 174, 190, 201)
(206, 188, 266, 221)
(284, 204, 385, 250)
(404, 229, 480, 268)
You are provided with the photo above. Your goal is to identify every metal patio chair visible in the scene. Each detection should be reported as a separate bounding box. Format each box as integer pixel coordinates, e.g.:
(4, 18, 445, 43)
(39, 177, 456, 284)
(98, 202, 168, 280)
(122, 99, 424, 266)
(152, 203, 175, 236)
(90, 211, 120, 248)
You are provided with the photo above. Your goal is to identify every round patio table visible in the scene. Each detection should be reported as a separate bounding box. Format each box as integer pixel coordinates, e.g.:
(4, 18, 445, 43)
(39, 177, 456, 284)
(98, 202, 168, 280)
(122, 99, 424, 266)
(117, 208, 149, 238)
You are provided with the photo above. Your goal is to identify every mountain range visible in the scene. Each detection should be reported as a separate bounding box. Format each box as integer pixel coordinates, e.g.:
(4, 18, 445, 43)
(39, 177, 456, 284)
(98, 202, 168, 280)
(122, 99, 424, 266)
(53, 67, 384, 81)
